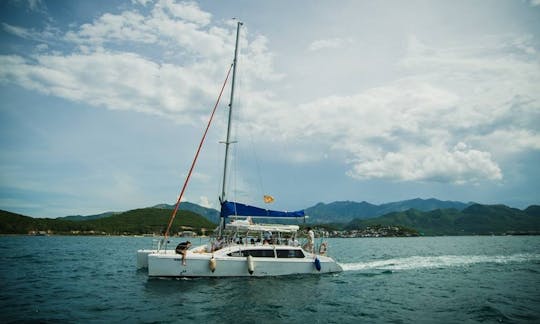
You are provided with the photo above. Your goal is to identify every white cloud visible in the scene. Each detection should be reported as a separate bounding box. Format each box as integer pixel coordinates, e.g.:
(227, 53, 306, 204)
(65, 11, 158, 45)
(198, 195, 213, 208)
(308, 37, 354, 51)
(2, 22, 34, 39)
(0, 1, 278, 123)
(0, 52, 218, 121)
(132, 0, 152, 6)
(246, 34, 539, 184)
(469, 129, 540, 156)
(154, 0, 212, 26)
(64, 1, 219, 56)
(1, 2, 539, 189)
(347, 143, 502, 184)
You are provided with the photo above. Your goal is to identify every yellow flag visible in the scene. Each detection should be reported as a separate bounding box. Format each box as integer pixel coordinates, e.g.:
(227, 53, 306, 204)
(263, 195, 275, 204)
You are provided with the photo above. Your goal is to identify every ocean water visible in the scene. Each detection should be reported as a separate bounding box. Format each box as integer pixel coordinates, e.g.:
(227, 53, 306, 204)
(1, 236, 539, 323)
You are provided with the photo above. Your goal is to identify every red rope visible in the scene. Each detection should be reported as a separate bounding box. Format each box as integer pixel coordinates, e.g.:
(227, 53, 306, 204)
(163, 64, 234, 240)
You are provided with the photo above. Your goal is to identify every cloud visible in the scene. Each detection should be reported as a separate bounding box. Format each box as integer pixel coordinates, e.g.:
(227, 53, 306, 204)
(0, 53, 215, 121)
(0, 1, 277, 123)
(155, 0, 212, 26)
(247, 34, 539, 184)
(197, 195, 213, 208)
(308, 37, 354, 51)
(63, 1, 222, 56)
(1, 2, 538, 188)
(2, 22, 35, 39)
(26, 0, 45, 12)
(8, 0, 47, 13)
(347, 143, 502, 184)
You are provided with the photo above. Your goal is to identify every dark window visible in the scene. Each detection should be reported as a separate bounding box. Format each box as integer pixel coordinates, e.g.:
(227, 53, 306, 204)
(276, 249, 305, 258)
(242, 249, 275, 258)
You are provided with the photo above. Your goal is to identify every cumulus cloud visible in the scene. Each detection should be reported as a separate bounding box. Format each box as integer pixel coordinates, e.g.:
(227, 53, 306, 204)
(198, 195, 213, 208)
(347, 143, 502, 184)
(1, 1, 538, 187)
(0, 52, 217, 121)
(246, 34, 539, 184)
(0, 0, 276, 122)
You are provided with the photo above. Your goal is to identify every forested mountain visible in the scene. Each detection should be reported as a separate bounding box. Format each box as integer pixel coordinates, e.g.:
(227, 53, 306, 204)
(60, 211, 119, 221)
(305, 198, 471, 223)
(0, 208, 216, 235)
(345, 204, 540, 235)
(55, 198, 470, 225)
(152, 202, 220, 223)
(2, 199, 538, 236)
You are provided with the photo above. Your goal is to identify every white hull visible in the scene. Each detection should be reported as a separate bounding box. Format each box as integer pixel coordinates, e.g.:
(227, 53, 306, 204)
(139, 244, 342, 277)
(137, 249, 155, 269)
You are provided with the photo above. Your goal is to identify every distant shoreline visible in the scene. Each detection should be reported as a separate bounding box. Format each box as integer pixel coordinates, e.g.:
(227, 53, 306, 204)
(2, 232, 539, 238)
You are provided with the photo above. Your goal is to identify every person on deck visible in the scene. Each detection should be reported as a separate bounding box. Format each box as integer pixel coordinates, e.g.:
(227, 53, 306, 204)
(307, 227, 315, 253)
(175, 241, 192, 266)
(263, 230, 273, 244)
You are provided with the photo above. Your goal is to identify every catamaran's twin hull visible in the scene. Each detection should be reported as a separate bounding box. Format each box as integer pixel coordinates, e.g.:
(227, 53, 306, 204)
(140, 246, 343, 277)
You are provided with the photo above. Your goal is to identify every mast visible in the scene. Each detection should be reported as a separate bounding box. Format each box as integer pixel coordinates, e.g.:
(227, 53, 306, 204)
(221, 21, 242, 203)
(219, 21, 242, 232)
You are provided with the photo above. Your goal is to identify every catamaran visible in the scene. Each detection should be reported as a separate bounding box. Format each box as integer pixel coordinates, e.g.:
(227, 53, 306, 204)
(137, 21, 342, 277)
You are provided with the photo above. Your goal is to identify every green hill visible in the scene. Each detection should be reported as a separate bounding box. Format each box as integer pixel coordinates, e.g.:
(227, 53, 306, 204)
(345, 204, 540, 235)
(60, 211, 119, 221)
(0, 208, 216, 235)
(84, 208, 216, 234)
(0, 210, 36, 234)
(152, 202, 220, 223)
(305, 198, 471, 223)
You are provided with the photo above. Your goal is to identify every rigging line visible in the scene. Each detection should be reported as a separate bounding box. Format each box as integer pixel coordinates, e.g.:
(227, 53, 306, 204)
(163, 63, 234, 241)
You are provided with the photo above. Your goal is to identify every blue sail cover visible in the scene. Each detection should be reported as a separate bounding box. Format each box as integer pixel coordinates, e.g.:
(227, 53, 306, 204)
(221, 201, 305, 218)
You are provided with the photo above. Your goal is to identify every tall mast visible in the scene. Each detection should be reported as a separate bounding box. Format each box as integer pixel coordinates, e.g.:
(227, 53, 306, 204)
(221, 21, 242, 203)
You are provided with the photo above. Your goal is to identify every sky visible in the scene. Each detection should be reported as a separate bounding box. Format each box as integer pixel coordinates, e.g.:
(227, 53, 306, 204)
(0, 0, 539, 218)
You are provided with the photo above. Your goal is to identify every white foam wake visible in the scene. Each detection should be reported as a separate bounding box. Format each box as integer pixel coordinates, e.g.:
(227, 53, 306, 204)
(339, 253, 540, 272)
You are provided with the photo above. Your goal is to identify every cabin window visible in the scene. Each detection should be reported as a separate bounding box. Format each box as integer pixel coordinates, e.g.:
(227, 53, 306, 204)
(242, 249, 275, 258)
(276, 249, 305, 258)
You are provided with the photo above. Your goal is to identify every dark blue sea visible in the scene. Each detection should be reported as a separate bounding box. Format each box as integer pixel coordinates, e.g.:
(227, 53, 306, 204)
(1, 235, 539, 323)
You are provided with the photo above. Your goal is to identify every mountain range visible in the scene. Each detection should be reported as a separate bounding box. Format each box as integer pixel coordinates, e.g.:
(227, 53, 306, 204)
(305, 198, 472, 223)
(2, 198, 538, 236)
(0, 208, 215, 235)
(346, 204, 540, 235)
(59, 198, 472, 224)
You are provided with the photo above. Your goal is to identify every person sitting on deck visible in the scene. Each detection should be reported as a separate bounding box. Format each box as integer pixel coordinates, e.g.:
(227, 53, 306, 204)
(263, 231, 273, 244)
(175, 241, 192, 266)
(211, 239, 224, 252)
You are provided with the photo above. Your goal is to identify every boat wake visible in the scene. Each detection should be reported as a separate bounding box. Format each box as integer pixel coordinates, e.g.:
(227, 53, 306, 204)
(339, 253, 540, 272)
